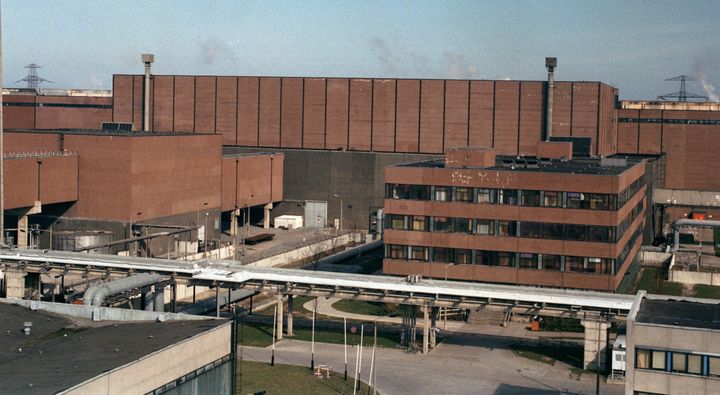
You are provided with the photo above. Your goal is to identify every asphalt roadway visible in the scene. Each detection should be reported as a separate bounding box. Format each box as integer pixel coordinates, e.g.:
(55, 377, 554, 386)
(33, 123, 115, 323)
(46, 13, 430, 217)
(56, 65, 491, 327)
(238, 334, 625, 395)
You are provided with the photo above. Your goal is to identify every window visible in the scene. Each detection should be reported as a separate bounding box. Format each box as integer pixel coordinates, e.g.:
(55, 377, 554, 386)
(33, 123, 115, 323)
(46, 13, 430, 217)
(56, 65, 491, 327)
(497, 252, 516, 267)
(688, 354, 703, 375)
(586, 258, 612, 274)
(520, 222, 541, 238)
(710, 356, 720, 377)
(476, 250, 497, 266)
(387, 245, 407, 259)
(455, 249, 472, 264)
(672, 352, 687, 373)
(566, 225, 588, 241)
(588, 226, 611, 243)
(476, 188, 495, 203)
(454, 218, 471, 234)
(636, 349, 651, 369)
(455, 187, 473, 203)
(519, 253, 538, 269)
(433, 217, 452, 232)
(409, 185, 431, 200)
(497, 221, 517, 237)
(475, 219, 495, 235)
(520, 190, 541, 207)
(567, 192, 589, 209)
(499, 189, 518, 205)
(542, 255, 562, 271)
(543, 191, 562, 207)
(411, 216, 428, 231)
(651, 350, 666, 370)
(388, 184, 410, 199)
(433, 247, 454, 263)
(410, 246, 429, 261)
(542, 223, 565, 239)
(590, 193, 611, 210)
(565, 256, 584, 272)
(434, 186, 451, 202)
(389, 215, 406, 230)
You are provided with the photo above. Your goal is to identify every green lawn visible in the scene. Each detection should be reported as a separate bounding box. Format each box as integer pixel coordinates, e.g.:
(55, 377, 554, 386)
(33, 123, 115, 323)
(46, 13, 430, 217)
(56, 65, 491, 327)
(332, 299, 401, 317)
(238, 361, 373, 395)
(636, 268, 683, 296)
(539, 317, 584, 333)
(694, 284, 720, 299)
(238, 321, 401, 348)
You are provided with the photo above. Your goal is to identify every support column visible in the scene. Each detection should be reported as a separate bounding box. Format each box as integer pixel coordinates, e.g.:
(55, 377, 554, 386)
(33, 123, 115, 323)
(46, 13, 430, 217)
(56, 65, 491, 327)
(581, 319, 611, 371)
(286, 294, 294, 337)
(263, 203, 273, 229)
(276, 294, 283, 340)
(3, 267, 27, 298)
(154, 285, 164, 312)
(144, 290, 154, 311)
(430, 306, 438, 349)
(422, 305, 430, 354)
(16, 201, 41, 249)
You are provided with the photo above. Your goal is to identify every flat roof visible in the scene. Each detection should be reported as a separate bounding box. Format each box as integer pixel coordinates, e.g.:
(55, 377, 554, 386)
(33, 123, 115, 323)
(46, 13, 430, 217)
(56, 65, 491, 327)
(6, 128, 215, 137)
(635, 298, 720, 330)
(0, 303, 226, 394)
(397, 155, 641, 176)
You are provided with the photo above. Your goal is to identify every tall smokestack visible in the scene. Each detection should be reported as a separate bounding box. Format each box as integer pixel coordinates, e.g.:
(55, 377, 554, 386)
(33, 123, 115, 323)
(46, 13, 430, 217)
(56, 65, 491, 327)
(141, 54, 154, 132)
(545, 57, 557, 142)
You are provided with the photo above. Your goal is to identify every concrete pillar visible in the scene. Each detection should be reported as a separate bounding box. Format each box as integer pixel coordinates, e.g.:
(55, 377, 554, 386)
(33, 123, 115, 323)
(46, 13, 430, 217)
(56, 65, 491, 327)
(154, 285, 164, 312)
(286, 294, 294, 337)
(276, 294, 284, 340)
(17, 215, 29, 248)
(422, 305, 430, 354)
(581, 319, 611, 371)
(3, 268, 27, 298)
(231, 209, 240, 237)
(430, 306, 438, 349)
(143, 290, 154, 311)
(263, 203, 273, 229)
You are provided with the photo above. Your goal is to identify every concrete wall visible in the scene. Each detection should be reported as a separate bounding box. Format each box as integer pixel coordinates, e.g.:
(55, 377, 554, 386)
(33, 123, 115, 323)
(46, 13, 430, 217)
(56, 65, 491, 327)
(62, 321, 231, 395)
(669, 270, 720, 286)
(225, 147, 441, 229)
(4, 94, 112, 130)
(113, 75, 618, 157)
(221, 153, 284, 211)
(618, 108, 720, 191)
(4, 155, 79, 209)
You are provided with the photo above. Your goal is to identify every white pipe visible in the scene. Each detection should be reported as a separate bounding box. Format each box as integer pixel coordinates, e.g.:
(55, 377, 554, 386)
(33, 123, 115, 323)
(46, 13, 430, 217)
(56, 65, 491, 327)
(84, 273, 162, 306)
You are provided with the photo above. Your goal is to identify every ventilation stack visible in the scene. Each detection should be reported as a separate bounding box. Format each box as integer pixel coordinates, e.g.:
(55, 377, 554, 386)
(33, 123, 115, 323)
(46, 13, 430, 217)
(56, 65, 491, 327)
(545, 57, 557, 142)
(141, 54, 154, 132)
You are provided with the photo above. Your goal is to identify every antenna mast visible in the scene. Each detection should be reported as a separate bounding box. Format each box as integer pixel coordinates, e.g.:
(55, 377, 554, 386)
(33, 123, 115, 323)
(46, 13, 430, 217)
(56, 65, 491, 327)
(658, 75, 708, 102)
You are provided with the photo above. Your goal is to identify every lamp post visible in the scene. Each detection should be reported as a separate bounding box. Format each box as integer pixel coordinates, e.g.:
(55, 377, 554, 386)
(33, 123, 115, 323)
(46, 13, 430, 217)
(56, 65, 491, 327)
(443, 263, 453, 330)
(334, 194, 343, 231)
(203, 212, 209, 258)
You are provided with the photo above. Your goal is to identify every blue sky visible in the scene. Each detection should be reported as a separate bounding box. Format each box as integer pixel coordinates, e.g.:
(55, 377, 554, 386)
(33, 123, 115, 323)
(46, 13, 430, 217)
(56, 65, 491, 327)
(4, 1, 719, 100)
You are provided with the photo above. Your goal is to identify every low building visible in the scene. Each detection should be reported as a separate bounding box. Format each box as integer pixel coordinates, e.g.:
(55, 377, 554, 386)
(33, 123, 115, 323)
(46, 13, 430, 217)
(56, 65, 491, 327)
(625, 292, 720, 394)
(0, 300, 232, 394)
(382, 145, 646, 291)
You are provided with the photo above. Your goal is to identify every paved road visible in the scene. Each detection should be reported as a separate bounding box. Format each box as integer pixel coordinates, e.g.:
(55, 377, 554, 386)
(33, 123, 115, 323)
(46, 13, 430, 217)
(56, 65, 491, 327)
(240, 336, 624, 395)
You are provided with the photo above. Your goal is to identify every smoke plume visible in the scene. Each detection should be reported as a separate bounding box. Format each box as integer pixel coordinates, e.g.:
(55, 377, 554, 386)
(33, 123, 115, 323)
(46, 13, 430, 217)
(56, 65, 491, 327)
(693, 53, 720, 102)
(198, 36, 237, 66)
(368, 37, 396, 74)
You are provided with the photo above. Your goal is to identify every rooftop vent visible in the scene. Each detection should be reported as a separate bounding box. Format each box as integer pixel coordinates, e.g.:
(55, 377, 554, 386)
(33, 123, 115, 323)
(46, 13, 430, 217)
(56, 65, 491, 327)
(101, 122, 133, 132)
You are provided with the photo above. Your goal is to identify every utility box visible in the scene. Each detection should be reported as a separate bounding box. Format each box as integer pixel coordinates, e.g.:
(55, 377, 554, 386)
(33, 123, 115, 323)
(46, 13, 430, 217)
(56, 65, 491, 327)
(274, 215, 304, 229)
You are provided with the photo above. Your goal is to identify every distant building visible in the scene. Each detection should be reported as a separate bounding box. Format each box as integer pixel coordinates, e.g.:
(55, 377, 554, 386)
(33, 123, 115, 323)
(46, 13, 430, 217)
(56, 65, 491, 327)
(382, 144, 646, 291)
(626, 293, 720, 395)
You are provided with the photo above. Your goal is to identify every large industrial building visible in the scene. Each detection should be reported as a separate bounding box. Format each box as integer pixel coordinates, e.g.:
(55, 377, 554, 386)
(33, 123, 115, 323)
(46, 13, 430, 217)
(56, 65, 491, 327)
(382, 145, 646, 291)
(2, 56, 720, 290)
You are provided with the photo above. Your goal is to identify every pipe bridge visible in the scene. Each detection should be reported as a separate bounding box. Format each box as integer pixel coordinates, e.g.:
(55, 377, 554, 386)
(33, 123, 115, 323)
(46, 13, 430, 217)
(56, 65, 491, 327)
(0, 249, 634, 318)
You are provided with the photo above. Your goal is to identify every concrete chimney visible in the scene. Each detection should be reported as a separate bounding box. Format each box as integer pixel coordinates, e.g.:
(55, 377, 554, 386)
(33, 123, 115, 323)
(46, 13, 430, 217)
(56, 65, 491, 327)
(545, 57, 557, 142)
(141, 54, 154, 132)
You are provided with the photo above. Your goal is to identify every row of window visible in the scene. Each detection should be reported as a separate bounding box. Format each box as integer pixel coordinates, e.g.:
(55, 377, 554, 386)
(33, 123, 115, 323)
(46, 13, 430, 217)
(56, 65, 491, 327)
(636, 348, 720, 378)
(385, 244, 617, 274)
(386, 179, 644, 212)
(620, 117, 720, 126)
(384, 199, 644, 244)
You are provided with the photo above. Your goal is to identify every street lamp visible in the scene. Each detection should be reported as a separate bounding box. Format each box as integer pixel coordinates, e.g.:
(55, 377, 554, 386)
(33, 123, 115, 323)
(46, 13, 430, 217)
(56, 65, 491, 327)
(334, 194, 343, 231)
